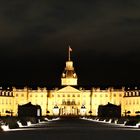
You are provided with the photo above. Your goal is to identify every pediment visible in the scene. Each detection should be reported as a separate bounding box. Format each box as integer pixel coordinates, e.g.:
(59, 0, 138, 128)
(56, 86, 81, 93)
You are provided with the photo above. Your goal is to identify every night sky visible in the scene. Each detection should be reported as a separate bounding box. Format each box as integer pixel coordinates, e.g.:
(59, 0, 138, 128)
(0, 0, 140, 88)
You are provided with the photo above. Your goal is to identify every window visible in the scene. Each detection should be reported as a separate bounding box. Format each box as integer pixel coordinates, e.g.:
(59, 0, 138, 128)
(125, 92, 127, 96)
(72, 94, 75, 97)
(63, 94, 65, 97)
(68, 94, 70, 97)
(77, 94, 80, 97)
(2, 92, 4, 96)
(72, 100, 75, 105)
(62, 100, 66, 105)
(67, 100, 70, 105)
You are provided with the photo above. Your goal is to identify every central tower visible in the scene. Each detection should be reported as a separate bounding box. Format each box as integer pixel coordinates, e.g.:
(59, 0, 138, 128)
(61, 47, 78, 86)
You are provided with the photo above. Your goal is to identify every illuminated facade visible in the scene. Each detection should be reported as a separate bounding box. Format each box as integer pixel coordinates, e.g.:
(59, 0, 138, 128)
(0, 48, 140, 117)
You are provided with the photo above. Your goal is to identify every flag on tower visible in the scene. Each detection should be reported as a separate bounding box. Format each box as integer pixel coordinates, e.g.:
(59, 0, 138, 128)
(69, 46, 72, 52)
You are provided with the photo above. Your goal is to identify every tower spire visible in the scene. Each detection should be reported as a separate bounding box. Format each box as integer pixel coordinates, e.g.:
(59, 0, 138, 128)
(61, 46, 77, 86)
(68, 46, 72, 61)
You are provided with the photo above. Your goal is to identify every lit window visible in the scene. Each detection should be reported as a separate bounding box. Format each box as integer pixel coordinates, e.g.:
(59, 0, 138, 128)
(72, 100, 75, 105)
(67, 100, 70, 105)
(72, 94, 75, 97)
(2, 92, 4, 96)
(68, 94, 70, 97)
(62, 100, 66, 105)
(77, 94, 80, 97)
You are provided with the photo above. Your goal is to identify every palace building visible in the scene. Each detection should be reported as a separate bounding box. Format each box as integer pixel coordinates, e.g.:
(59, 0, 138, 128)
(0, 48, 140, 117)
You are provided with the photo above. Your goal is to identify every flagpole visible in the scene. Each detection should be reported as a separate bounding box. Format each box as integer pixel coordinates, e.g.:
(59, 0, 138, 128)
(68, 46, 70, 61)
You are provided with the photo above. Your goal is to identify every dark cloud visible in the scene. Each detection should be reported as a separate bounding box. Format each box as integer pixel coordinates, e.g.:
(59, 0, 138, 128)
(0, 0, 140, 86)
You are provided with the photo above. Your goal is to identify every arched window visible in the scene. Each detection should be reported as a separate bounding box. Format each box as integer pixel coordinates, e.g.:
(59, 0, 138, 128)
(67, 100, 70, 105)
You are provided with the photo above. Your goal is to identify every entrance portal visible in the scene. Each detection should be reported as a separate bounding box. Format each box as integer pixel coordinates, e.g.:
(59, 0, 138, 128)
(60, 106, 78, 116)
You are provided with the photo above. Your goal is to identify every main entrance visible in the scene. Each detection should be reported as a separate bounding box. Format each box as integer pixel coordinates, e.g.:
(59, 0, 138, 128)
(60, 106, 79, 116)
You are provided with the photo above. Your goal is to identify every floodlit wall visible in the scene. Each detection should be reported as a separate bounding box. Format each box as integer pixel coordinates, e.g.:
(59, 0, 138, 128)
(0, 90, 14, 116)
(0, 86, 140, 117)
(123, 90, 140, 116)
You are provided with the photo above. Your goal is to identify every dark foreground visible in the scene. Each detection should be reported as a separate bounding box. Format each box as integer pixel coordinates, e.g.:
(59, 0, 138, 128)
(0, 117, 140, 140)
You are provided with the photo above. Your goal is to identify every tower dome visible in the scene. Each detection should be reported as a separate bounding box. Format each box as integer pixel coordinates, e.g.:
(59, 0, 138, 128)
(61, 47, 78, 86)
